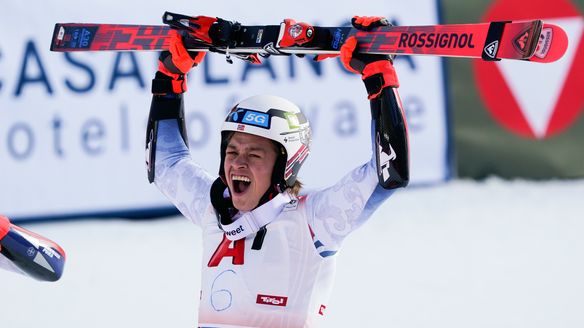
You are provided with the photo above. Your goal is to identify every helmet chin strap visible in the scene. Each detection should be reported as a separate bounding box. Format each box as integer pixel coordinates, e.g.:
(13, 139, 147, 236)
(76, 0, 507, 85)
(270, 143, 289, 194)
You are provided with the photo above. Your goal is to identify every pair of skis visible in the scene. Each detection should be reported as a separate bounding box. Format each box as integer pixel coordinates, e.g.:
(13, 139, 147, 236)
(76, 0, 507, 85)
(50, 12, 568, 63)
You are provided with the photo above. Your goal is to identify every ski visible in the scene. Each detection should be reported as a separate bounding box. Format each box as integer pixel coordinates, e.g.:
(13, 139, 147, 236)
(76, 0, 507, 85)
(50, 12, 568, 63)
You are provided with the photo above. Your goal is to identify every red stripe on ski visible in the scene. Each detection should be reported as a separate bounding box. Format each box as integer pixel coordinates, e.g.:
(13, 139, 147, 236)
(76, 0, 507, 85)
(51, 24, 174, 52)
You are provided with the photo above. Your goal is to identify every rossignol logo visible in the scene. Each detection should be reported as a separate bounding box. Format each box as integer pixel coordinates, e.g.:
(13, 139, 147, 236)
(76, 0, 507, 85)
(225, 225, 245, 237)
(513, 28, 532, 55)
(483, 40, 499, 59)
(398, 32, 476, 48)
(256, 294, 288, 307)
(376, 132, 397, 182)
(145, 130, 154, 169)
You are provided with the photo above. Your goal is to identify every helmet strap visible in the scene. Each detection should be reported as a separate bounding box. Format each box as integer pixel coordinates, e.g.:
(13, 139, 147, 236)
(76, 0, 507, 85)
(245, 142, 288, 208)
(271, 143, 289, 192)
(210, 178, 238, 225)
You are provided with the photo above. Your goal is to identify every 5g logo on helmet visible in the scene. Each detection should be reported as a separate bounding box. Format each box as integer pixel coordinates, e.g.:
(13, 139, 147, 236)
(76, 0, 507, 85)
(242, 111, 270, 128)
(227, 107, 271, 129)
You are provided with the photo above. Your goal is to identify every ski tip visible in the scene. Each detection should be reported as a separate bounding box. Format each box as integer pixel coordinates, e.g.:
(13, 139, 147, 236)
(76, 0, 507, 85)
(529, 23, 568, 63)
(50, 23, 66, 52)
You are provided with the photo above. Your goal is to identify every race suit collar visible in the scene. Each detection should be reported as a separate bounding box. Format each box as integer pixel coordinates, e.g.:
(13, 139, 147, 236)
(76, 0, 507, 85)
(220, 191, 292, 241)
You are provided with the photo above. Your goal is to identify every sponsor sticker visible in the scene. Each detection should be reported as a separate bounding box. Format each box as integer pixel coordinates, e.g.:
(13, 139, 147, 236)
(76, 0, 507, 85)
(534, 27, 553, 58)
(283, 199, 299, 212)
(242, 111, 270, 128)
(512, 28, 532, 55)
(483, 40, 499, 58)
(256, 29, 264, 43)
(319, 304, 326, 315)
(57, 26, 65, 40)
(285, 112, 300, 129)
(256, 294, 288, 307)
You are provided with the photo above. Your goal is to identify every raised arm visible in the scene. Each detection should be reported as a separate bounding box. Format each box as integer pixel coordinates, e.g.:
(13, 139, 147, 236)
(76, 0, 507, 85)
(145, 29, 215, 225)
(307, 16, 409, 253)
(0, 215, 65, 281)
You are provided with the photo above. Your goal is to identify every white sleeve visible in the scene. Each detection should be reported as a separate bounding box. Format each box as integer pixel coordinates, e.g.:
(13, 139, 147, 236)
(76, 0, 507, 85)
(153, 119, 215, 226)
(304, 158, 396, 256)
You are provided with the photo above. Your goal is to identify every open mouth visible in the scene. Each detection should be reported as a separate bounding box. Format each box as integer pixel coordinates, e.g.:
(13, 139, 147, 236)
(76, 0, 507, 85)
(231, 175, 252, 194)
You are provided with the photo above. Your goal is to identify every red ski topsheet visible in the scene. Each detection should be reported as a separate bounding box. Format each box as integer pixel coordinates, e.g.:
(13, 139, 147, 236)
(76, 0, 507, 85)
(50, 20, 567, 63)
(354, 20, 541, 60)
(51, 24, 174, 51)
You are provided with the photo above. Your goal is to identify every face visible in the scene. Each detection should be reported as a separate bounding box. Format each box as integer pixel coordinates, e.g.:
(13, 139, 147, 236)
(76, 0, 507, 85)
(224, 132, 278, 212)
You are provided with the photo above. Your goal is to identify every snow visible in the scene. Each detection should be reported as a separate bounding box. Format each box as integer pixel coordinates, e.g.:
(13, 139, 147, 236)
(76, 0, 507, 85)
(2, 178, 584, 328)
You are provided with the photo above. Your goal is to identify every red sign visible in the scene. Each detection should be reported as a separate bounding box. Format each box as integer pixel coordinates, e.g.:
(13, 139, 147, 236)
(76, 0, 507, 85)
(474, 0, 584, 139)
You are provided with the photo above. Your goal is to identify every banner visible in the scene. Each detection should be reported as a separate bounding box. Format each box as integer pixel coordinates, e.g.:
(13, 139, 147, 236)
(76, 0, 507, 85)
(0, 0, 450, 221)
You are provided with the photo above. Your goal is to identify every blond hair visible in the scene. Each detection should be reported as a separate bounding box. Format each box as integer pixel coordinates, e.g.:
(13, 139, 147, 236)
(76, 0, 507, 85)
(289, 180, 303, 196)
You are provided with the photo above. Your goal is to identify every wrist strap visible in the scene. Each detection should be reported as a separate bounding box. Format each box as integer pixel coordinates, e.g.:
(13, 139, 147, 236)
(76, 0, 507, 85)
(152, 72, 187, 94)
(362, 61, 399, 99)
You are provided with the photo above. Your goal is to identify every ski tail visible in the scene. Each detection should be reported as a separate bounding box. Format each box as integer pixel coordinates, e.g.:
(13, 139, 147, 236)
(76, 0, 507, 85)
(483, 19, 540, 61)
(528, 23, 569, 63)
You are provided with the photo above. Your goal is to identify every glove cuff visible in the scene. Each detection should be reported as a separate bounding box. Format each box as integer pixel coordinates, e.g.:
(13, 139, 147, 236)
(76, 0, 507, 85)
(152, 71, 187, 95)
(362, 61, 399, 99)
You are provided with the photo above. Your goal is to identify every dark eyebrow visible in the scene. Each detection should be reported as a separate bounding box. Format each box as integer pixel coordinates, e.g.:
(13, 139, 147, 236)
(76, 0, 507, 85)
(248, 146, 268, 153)
(226, 143, 267, 153)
